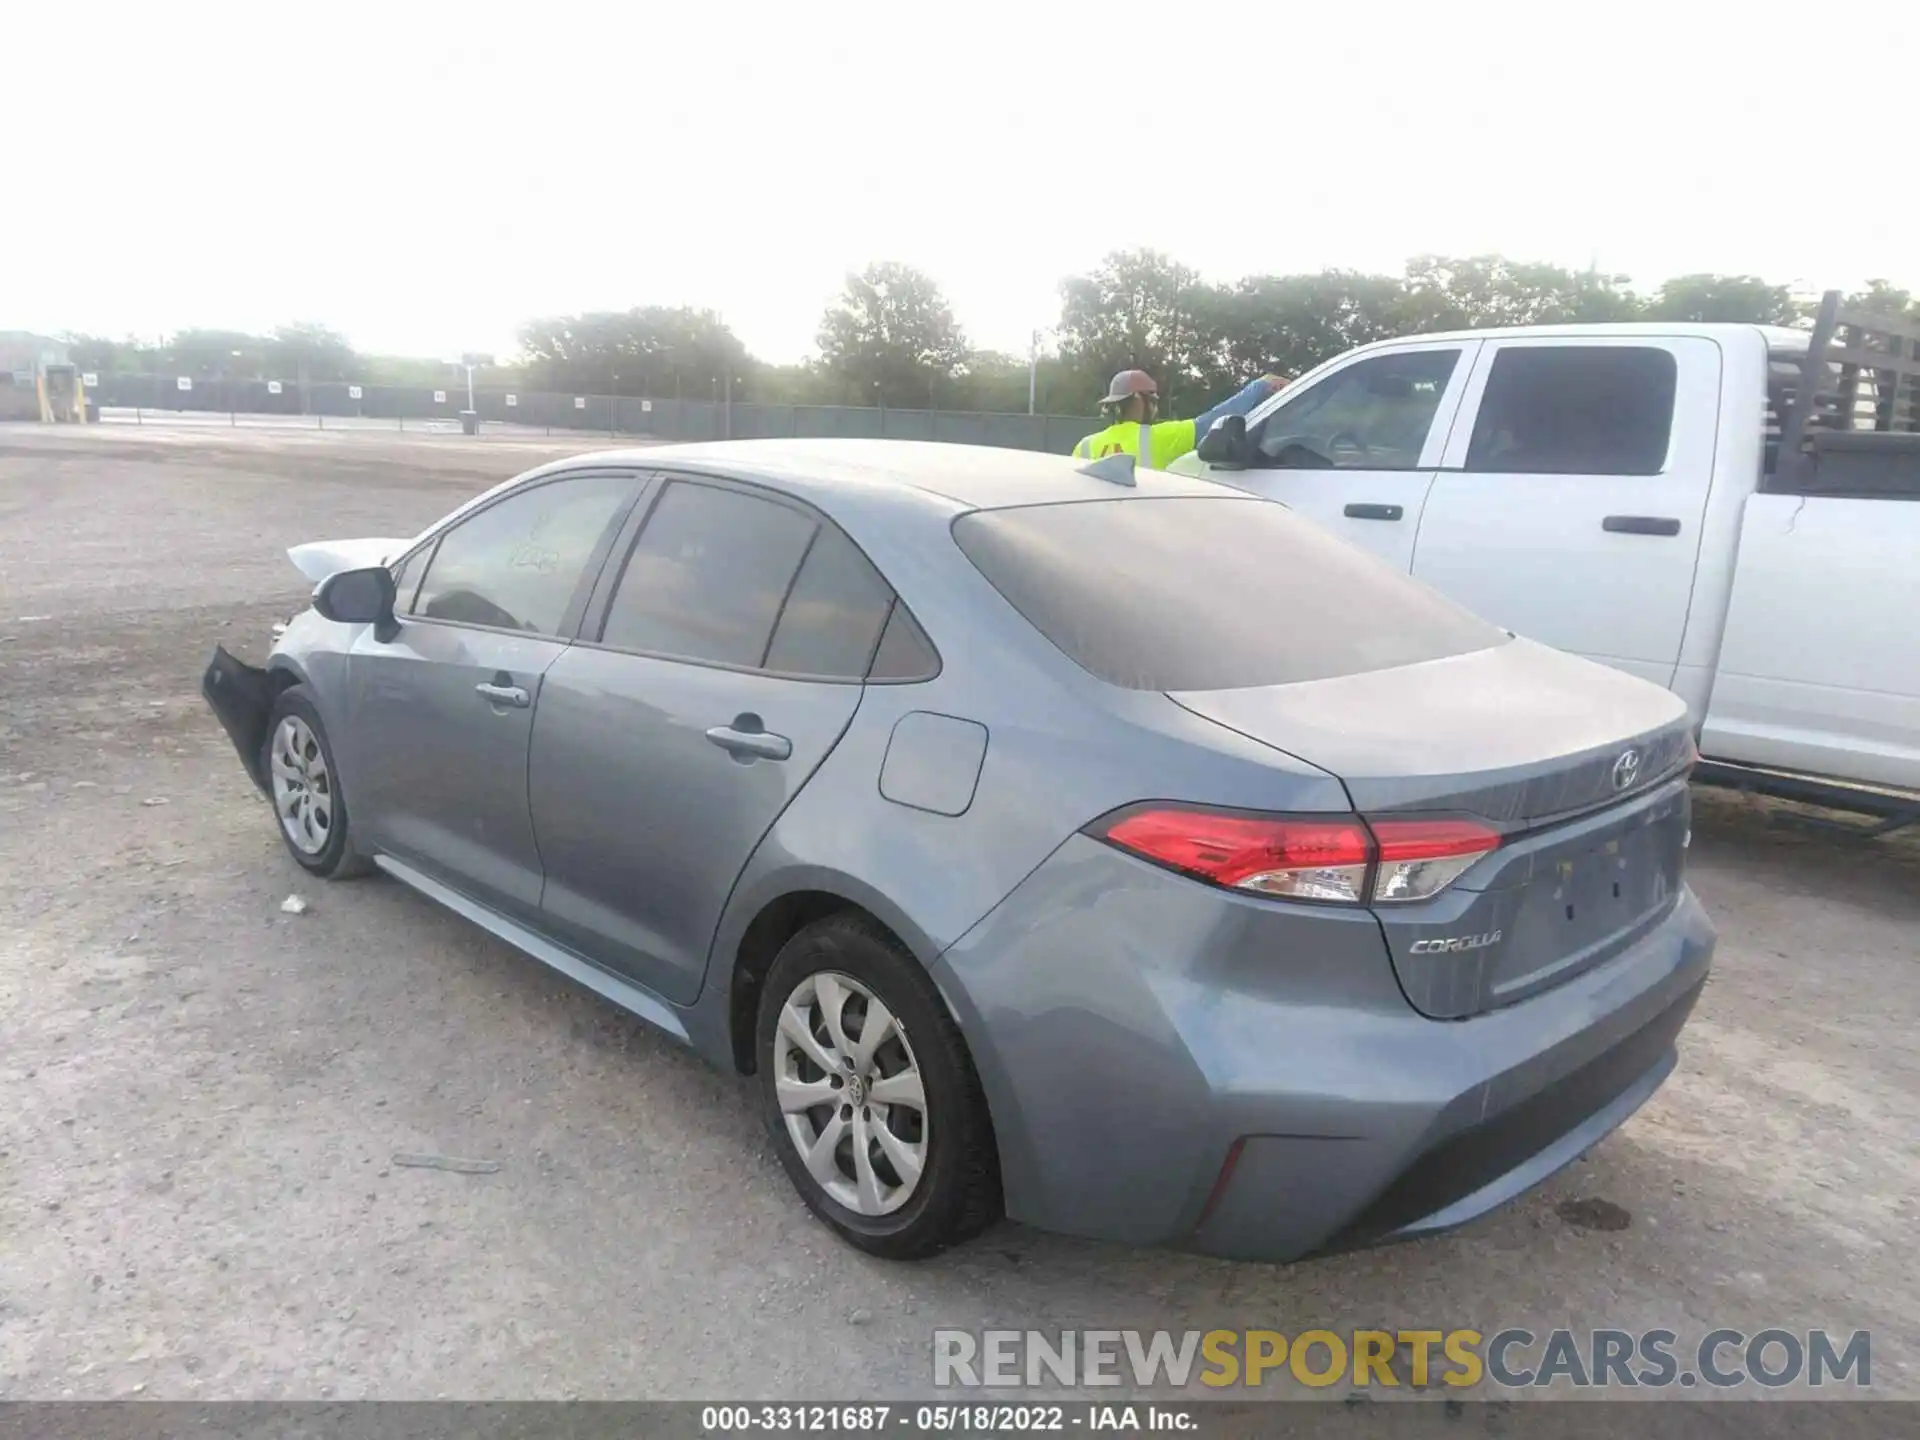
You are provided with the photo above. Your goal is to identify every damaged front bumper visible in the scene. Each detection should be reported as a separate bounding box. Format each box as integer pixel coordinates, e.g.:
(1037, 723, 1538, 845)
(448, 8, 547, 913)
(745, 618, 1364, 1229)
(201, 645, 275, 795)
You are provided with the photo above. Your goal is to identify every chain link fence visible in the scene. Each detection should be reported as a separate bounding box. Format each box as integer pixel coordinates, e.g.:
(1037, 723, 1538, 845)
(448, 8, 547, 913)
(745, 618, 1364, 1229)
(88, 375, 1098, 455)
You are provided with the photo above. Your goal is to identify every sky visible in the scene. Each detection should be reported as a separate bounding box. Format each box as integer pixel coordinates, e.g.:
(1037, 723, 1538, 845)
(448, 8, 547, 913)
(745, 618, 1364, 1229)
(7, 1, 1917, 365)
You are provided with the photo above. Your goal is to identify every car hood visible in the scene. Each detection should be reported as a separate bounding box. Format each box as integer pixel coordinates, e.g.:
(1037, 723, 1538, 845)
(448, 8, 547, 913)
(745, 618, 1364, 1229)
(287, 537, 411, 583)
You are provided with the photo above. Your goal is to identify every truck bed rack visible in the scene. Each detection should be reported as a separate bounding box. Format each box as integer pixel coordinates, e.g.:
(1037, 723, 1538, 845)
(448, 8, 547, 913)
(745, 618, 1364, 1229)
(1770, 292, 1920, 498)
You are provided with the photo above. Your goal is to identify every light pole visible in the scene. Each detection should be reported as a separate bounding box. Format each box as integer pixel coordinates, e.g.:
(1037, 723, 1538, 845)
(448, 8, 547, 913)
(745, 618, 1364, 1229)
(450, 352, 492, 435)
(1027, 329, 1045, 415)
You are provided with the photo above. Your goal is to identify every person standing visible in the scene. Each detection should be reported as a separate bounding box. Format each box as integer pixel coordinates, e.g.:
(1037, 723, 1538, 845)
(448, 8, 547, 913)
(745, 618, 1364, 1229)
(1072, 370, 1289, 467)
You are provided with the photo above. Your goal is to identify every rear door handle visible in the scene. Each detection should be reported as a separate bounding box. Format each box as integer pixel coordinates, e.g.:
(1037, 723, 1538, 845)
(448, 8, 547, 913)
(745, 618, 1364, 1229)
(474, 681, 530, 708)
(1343, 502, 1403, 521)
(706, 714, 792, 762)
(1602, 515, 1681, 537)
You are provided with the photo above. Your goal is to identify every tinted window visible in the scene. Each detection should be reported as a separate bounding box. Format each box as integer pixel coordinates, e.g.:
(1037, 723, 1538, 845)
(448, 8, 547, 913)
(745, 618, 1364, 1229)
(602, 482, 816, 666)
(953, 497, 1505, 691)
(764, 525, 895, 678)
(868, 602, 940, 682)
(412, 474, 633, 634)
(1255, 350, 1459, 469)
(1465, 347, 1677, 475)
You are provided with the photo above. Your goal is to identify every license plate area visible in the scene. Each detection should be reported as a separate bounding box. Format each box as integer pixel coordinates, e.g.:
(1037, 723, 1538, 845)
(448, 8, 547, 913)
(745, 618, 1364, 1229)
(1486, 785, 1688, 1003)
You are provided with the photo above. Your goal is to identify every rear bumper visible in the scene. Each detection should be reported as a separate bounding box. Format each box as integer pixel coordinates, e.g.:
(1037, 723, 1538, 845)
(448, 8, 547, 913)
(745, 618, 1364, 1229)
(201, 645, 274, 793)
(933, 834, 1715, 1263)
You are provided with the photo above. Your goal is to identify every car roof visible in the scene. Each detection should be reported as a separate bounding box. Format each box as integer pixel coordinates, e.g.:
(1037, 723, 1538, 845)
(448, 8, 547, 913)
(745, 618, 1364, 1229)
(1379, 320, 1808, 347)
(526, 438, 1235, 515)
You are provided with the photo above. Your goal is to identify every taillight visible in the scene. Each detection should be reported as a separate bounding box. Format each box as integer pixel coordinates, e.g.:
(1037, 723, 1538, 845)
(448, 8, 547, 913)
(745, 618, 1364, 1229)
(1369, 818, 1501, 903)
(1099, 808, 1374, 902)
(1092, 806, 1498, 906)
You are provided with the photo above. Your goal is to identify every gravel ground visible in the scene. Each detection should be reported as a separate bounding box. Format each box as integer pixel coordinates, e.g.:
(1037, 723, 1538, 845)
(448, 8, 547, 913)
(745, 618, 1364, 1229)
(1, 426, 1915, 1405)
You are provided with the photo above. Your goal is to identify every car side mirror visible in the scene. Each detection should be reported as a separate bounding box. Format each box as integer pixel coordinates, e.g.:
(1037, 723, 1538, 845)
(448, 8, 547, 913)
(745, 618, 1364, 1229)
(312, 565, 398, 638)
(1196, 413, 1249, 469)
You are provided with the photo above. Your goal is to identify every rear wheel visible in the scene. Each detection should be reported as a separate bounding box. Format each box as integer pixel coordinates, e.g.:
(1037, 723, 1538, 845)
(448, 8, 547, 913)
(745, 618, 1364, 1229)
(755, 913, 1000, 1259)
(261, 686, 372, 879)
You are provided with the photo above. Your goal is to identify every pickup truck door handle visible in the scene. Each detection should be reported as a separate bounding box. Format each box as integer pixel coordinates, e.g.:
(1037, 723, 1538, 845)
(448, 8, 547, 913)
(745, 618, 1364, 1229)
(706, 714, 792, 762)
(1602, 515, 1682, 537)
(1343, 502, 1403, 521)
(474, 675, 531, 708)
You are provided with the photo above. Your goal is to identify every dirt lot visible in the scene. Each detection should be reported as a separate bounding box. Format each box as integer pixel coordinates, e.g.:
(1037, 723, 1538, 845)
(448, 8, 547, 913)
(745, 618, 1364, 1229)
(1, 426, 1916, 1403)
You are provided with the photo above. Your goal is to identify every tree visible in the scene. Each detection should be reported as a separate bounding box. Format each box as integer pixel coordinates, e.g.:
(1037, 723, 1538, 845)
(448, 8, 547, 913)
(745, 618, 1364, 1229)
(1841, 279, 1919, 323)
(944, 351, 1033, 414)
(516, 306, 749, 398)
(1055, 249, 1221, 415)
(59, 333, 128, 374)
(816, 262, 967, 407)
(162, 329, 271, 378)
(1397, 255, 1644, 332)
(267, 323, 357, 382)
(1644, 274, 1799, 326)
(1206, 269, 1410, 382)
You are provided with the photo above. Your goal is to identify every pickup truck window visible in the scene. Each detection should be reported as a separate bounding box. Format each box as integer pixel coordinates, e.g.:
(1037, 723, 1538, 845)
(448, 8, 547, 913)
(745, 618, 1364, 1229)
(1465, 346, 1677, 476)
(1252, 350, 1460, 470)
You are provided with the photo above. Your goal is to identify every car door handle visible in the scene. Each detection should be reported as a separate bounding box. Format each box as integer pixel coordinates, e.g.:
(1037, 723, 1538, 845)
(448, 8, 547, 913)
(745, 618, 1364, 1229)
(474, 682, 530, 708)
(1602, 515, 1682, 537)
(1343, 502, 1404, 521)
(706, 715, 792, 762)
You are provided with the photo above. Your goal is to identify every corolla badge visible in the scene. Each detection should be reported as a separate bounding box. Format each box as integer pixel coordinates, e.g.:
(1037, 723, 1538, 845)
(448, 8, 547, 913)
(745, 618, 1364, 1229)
(1409, 930, 1502, 955)
(1611, 747, 1643, 792)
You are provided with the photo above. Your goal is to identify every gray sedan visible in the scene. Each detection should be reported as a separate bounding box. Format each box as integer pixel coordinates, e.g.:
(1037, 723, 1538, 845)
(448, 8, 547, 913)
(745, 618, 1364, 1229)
(202, 439, 1714, 1261)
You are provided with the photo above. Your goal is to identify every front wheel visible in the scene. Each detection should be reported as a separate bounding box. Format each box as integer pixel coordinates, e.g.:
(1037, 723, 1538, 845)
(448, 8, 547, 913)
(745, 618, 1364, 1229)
(260, 685, 372, 879)
(755, 913, 1001, 1260)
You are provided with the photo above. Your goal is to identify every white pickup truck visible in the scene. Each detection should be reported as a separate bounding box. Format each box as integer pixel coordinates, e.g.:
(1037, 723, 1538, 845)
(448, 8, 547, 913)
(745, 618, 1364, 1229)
(1174, 292, 1920, 832)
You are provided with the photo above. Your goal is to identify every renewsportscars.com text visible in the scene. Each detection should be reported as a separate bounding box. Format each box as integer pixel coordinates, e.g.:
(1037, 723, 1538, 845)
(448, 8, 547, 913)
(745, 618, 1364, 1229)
(932, 1327, 1870, 1391)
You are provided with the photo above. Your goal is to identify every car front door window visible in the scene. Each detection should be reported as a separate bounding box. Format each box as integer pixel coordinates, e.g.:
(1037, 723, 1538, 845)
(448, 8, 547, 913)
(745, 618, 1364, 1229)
(410, 474, 636, 634)
(1254, 350, 1462, 470)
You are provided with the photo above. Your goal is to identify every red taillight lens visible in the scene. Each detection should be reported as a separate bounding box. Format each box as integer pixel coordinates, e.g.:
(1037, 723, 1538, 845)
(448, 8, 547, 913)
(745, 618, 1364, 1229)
(1098, 807, 1374, 903)
(1094, 806, 1500, 905)
(1367, 817, 1501, 903)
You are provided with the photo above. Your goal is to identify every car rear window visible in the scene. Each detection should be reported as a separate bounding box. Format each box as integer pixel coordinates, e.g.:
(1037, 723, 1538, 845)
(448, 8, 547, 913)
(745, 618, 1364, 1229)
(951, 496, 1507, 691)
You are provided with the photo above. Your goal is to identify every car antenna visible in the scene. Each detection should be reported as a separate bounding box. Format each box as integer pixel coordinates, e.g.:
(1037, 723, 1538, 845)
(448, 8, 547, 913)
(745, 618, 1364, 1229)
(1076, 452, 1136, 487)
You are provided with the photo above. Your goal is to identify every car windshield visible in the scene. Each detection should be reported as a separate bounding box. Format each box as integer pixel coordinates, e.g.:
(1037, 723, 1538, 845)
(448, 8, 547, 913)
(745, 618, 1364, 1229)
(951, 496, 1507, 691)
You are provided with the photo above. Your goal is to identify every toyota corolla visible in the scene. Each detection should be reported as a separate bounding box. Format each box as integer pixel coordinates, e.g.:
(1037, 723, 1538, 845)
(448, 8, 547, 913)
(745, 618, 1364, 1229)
(202, 439, 1714, 1261)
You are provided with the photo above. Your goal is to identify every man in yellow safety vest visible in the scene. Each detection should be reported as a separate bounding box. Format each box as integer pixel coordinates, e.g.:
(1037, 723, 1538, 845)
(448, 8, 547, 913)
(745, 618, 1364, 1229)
(1071, 369, 1290, 468)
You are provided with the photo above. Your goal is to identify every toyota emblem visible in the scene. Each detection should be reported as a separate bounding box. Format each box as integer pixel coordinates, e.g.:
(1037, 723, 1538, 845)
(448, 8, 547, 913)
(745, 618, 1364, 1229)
(1611, 748, 1643, 792)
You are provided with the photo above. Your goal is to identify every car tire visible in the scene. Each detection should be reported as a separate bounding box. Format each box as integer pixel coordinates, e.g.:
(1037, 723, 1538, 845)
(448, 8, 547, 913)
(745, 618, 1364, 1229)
(756, 912, 1001, 1260)
(259, 684, 374, 880)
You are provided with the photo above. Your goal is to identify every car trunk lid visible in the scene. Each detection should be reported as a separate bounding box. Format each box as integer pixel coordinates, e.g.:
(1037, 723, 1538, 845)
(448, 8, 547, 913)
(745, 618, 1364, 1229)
(1169, 639, 1696, 1017)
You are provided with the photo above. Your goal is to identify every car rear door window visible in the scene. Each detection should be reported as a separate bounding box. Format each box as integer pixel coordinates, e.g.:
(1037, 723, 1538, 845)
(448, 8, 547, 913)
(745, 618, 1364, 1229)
(868, 603, 940, 681)
(1464, 347, 1677, 475)
(952, 496, 1506, 691)
(763, 523, 896, 678)
(600, 481, 818, 667)
(410, 474, 634, 634)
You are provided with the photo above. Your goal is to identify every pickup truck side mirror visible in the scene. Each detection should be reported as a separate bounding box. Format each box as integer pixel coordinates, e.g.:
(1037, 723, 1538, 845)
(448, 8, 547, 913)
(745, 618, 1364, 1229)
(313, 565, 398, 640)
(1196, 413, 1249, 469)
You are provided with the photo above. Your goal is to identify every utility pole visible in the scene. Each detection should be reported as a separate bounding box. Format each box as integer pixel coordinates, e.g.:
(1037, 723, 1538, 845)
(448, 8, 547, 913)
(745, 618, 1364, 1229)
(1028, 329, 1040, 415)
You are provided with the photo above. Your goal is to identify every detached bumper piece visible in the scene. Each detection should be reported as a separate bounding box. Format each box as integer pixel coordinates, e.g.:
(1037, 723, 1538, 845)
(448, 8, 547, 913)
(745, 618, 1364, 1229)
(201, 645, 275, 794)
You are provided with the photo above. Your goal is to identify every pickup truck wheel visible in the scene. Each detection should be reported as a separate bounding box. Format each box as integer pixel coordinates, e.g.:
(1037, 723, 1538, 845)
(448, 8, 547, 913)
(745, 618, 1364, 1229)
(261, 686, 373, 880)
(755, 913, 1001, 1260)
